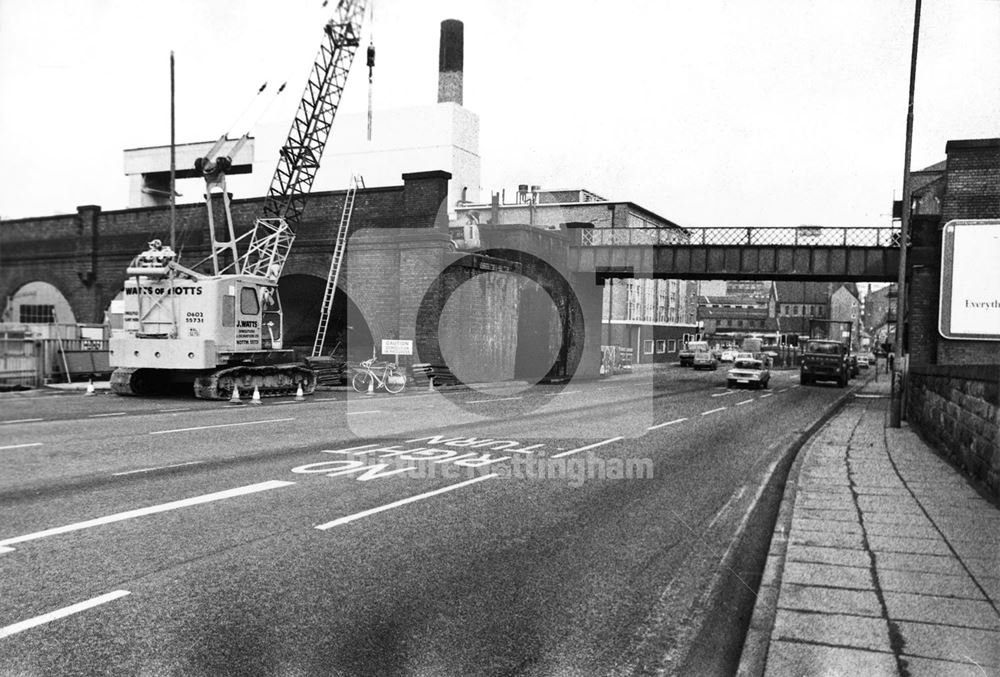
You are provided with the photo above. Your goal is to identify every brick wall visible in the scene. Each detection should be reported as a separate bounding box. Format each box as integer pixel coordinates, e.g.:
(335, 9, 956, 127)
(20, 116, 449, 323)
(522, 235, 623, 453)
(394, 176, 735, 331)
(907, 364, 1000, 500)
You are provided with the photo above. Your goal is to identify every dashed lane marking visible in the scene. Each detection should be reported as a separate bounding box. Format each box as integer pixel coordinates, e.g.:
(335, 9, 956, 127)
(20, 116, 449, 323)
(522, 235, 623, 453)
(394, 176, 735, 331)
(88, 412, 126, 418)
(112, 461, 204, 476)
(648, 417, 688, 430)
(149, 418, 295, 435)
(0, 418, 43, 425)
(777, 388, 789, 393)
(346, 410, 380, 415)
(736, 399, 754, 406)
(159, 408, 192, 413)
(467, 397, 523, 404)
(315, 474, 498, 530)
(711, 391, 735, 398)
(760, 393, 774, 398)
(0, 590, 131, 640)
(0, 480, 294, 553)
(0, 443, 43, 451)
(551, 436, 624, 459)
(701, 407, 726, 416)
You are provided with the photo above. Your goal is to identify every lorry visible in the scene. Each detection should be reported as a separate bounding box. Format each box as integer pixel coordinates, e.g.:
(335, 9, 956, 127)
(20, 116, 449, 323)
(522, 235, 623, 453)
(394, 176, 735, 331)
(678, 340, 709, 367)
(799, 319, 855, 387)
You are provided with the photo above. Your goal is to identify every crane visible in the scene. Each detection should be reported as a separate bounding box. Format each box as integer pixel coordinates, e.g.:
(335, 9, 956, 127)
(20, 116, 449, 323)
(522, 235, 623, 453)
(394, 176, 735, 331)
(109, 0, 368, 399)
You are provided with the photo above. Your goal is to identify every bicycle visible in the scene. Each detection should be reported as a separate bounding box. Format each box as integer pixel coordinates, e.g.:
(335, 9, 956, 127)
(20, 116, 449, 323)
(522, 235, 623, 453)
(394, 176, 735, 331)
(352, 358, 407, 394)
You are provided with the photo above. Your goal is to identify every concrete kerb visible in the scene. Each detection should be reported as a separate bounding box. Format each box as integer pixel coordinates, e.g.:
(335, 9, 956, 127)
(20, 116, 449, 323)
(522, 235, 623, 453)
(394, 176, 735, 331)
(675, 380, 861, 676)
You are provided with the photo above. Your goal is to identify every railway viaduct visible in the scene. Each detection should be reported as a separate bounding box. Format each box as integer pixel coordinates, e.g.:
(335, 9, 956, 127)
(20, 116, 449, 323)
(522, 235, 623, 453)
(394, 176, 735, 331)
(2, 138, 998, 495)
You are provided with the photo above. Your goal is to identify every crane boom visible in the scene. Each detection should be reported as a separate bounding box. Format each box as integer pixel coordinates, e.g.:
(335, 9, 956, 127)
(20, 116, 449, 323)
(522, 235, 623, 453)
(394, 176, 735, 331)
(242, 0, 367, 279)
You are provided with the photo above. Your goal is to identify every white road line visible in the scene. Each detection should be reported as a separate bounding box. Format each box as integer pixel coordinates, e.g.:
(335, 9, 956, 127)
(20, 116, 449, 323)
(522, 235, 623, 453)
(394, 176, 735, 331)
(322, 443, 380, 454)
(149, 418, 295, 435)
(466, 397, 523, 404)
(760, 393, 774, 398)
(648, 417, 688, 430)
(711, 391, 734, 398)
(777, 388, 789, 393)
(789, 384, 799, 388)
(315, 474, 498, 530)
(346, 410, 380, 415)
(0, 480, 293, 552)
(1, 418, 43, 424)
(159, 408, 191, 413)
(701, 407, 726, 416)
(0, 590, 131, 640)
(551, 436, 624, 459)
(0, 443, 43, 451)
(112, 461, 204, 476)
(88, 412, 126, 418)
(736, 399, 754, 406)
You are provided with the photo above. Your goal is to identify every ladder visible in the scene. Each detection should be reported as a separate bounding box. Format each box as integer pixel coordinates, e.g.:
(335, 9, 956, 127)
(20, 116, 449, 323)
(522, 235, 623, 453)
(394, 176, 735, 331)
(311, 174, 363, 358)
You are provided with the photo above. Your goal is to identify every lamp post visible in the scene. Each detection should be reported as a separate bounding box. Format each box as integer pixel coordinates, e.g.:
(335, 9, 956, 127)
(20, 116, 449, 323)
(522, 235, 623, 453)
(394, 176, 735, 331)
(890, 0, 922, 428)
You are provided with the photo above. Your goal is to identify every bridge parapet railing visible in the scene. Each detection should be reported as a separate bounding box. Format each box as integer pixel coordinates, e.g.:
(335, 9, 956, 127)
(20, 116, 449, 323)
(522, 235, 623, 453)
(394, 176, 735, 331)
(579, 226, 901, 247)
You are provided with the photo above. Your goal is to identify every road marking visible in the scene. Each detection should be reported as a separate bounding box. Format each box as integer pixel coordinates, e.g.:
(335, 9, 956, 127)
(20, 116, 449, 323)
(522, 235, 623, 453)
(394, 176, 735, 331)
(760, 393, 773, 398)
(159, 408, 192, 413)
(0, 480, 293, 553)
(112, 460, 204, 476)
(466, 397, 523, 404)
(701, 407, 726, 416)
(321, 443, 380, 454)
(0, 442, 43, 451)
(551, 436, 624, 459)
(647, 417, 687, 430)
(711, 391, 734, 398)
(315, 474, 498, 530)
(149, 418, 295, 435)
(0, 590, 131, 639)
(1, 418, 43, 424)
(736, 399, 754, 406)
(346, 410, 380, 415)
(789, 384, 799, 388)
(88, 412, 126, 418)
(777, 388, 789, 393)
(272, 401, 299, 405)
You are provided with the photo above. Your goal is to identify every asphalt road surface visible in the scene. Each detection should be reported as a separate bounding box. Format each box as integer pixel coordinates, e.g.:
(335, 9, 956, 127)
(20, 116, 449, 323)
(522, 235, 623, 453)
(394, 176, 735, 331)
(0, 365, 857, 676)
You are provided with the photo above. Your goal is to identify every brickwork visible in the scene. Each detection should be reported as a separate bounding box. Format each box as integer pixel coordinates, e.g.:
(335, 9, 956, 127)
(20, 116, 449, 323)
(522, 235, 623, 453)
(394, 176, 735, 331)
(907, 364, 1000, 500)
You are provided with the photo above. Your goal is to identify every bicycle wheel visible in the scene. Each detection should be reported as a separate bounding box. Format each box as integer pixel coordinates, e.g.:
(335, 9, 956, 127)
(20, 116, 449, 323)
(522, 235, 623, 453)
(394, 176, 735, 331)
(352, 371, 373, 393)
(384, 369, 406, 394)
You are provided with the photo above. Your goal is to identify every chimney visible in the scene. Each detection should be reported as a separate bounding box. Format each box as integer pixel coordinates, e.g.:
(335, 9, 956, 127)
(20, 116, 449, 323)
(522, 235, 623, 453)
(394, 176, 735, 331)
(437, 19, 464, 105)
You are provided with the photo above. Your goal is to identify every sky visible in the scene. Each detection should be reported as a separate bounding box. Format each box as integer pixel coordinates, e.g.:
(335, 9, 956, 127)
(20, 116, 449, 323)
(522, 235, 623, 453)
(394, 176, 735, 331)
(1, 0, 998, 227)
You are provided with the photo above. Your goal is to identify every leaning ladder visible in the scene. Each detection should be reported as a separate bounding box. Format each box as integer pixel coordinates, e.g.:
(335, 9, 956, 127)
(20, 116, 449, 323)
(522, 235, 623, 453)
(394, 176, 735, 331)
(311, 174, 363, 358)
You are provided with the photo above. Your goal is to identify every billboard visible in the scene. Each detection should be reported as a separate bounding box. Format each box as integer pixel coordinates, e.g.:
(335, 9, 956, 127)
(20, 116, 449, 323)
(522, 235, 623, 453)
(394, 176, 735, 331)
(939, 220, 1000, 340)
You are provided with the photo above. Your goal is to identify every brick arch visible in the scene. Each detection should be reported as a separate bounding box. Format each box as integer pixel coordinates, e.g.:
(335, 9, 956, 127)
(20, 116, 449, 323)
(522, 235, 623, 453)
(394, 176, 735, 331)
(2, 278, 78, 325)
(276, 273, 374, 361)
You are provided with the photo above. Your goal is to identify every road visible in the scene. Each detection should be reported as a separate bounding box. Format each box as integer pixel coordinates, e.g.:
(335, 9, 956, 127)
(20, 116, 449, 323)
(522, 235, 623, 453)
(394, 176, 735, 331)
(0, 365, 860, 676)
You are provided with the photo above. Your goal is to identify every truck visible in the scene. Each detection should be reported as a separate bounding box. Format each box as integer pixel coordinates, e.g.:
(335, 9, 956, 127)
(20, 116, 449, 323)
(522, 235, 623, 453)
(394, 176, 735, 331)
(799, 319, 854, 387)
(678, 340, 709, 367)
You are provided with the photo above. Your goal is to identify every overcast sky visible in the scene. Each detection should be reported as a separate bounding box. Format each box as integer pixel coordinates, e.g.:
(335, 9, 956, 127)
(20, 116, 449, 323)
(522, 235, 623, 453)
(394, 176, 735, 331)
(1, 0, 997, 226)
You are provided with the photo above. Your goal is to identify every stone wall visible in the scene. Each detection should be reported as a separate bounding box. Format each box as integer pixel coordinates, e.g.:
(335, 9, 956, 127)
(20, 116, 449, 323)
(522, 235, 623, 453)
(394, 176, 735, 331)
(907, 364, 1000, 500)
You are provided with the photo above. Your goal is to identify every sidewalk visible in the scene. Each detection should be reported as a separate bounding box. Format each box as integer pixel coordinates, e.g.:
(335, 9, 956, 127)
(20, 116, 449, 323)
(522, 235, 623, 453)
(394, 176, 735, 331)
(740, 377, 1000, 676)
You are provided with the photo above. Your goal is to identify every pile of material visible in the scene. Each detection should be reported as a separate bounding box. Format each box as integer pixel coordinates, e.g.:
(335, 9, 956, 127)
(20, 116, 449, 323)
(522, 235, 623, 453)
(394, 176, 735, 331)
(410, 363, 460, 387)
(305, 357, 347, 387)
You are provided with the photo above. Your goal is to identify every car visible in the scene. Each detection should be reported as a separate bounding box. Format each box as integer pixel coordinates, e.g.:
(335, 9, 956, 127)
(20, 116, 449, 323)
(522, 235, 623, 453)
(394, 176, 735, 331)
(727, 358, 770, 389)
(693, 350, 718, 370)
(720, 349, 738, 362)
(856, 354, 870, 369)
(734, 352, 755, 362)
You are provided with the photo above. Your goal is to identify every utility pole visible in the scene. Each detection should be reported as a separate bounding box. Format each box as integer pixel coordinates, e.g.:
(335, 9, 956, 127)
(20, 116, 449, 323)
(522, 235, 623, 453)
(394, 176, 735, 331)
(169, 51, 176, 253)
(890, 0, 922, 428)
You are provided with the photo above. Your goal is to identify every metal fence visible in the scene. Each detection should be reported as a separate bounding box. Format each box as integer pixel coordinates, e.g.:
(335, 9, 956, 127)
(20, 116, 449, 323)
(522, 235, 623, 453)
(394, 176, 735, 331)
(580, 226, 901, 247)
(0, 338, 110, 388)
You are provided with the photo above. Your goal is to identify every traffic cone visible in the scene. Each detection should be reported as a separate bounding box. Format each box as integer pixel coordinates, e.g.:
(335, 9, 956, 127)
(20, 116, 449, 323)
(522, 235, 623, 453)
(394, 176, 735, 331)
(427, 376, 435, 393)
(366, 376, 374, 396)
(229, 385, 241, 404)
(295, 383, 305, 400)
(85, 379, 96, 396)
(251, 385, 262, 404)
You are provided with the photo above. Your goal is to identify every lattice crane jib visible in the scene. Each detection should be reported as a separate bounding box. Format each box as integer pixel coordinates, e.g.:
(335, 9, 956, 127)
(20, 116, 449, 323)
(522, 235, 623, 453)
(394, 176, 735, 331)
(242, 0, 367, 280)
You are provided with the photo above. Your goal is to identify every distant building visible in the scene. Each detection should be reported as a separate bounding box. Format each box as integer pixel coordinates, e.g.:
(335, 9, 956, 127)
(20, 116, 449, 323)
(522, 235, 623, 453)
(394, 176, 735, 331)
(697, 282, 779, 342)
(830, 285, 861, 349)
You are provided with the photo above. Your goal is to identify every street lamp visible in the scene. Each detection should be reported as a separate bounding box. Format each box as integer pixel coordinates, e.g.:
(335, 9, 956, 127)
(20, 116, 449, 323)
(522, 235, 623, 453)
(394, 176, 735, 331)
(890, 0, 922, 428)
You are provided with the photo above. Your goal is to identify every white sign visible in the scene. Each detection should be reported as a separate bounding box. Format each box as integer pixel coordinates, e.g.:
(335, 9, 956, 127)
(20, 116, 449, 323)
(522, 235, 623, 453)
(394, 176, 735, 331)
(381, 339, 413, 356)
(940, 220, 1000, 340)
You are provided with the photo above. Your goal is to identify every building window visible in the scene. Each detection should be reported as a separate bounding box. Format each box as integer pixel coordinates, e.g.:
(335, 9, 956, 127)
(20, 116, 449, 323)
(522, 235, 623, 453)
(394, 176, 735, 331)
(643, 340, 654, 354)
(656, 340, 666, 353)
(668, 339, 676, 352)
(793, 305, 800, 315)
(19, 304, 56, 323)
